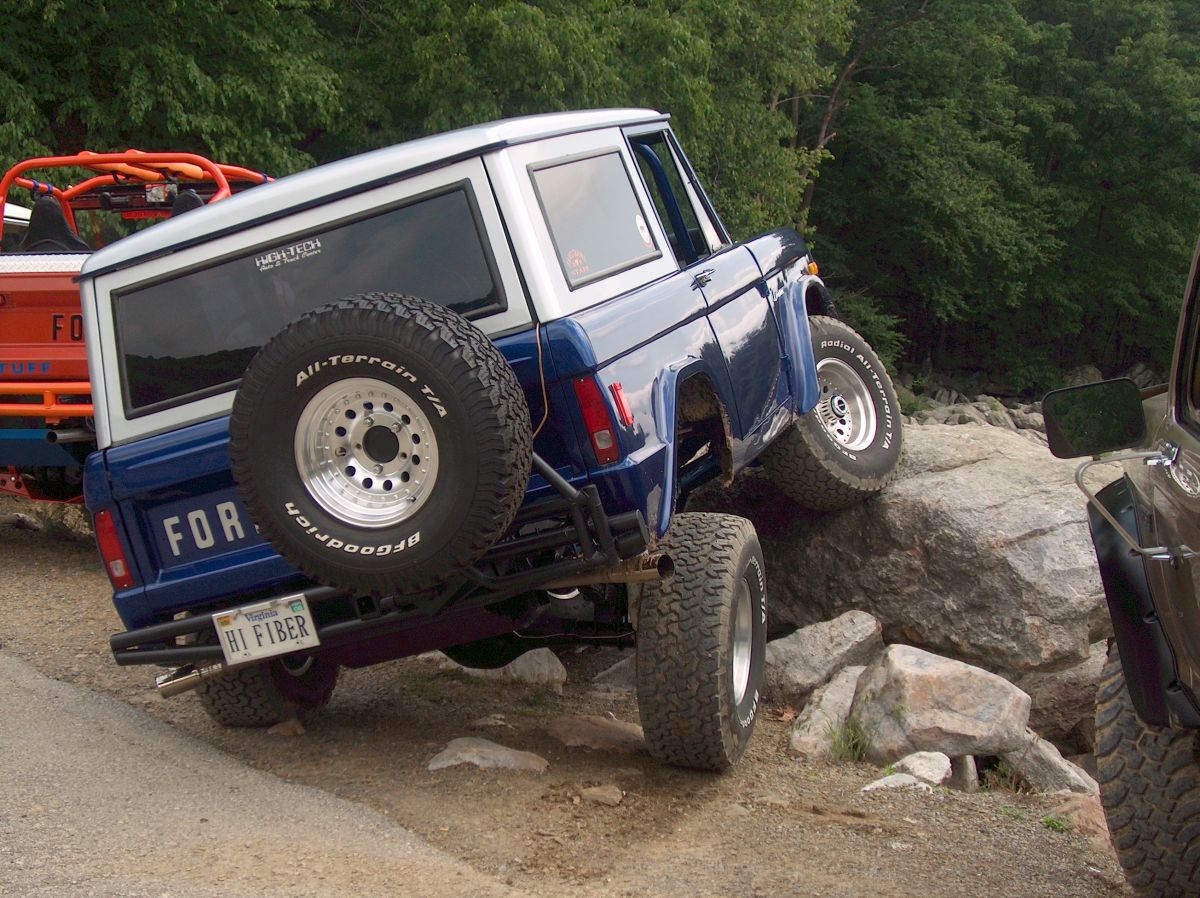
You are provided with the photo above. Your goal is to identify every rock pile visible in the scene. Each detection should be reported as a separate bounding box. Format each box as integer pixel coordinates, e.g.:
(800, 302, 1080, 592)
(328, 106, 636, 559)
(768, 614, 1099, 794)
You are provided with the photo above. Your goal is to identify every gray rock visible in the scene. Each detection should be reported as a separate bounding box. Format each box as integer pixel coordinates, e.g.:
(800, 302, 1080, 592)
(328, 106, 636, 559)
(1064, 365, 1103, 388)
(894, 751, 952, 785)
(442, 648, 567, 693)
(789, 665, 866, 759)
(852, 646, 1031, 764)
(1016, 641, 1107, 753)
(948, 756, 979, 793)
(591, 655, 636, 694)
(1120, 362, 1161, 389)
(861, 773, 932, 794)
(765, 611, 882, 703)
(1001, 728, 1098, 794)
(428, 737, 549, 773)
(946, 404, 988, 426)
(1010, 408, 1045, 432)
(580, 785, 624, 806)
(547, 715, 645, 752)
(698, 425, 1109, 676)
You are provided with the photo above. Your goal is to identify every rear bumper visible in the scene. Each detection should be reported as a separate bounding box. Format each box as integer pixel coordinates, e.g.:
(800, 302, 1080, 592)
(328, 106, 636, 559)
(110, 452, 650, 667)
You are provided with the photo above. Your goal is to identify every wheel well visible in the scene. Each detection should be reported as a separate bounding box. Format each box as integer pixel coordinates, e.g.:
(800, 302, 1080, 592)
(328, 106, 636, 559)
(676, 374, 733, 488)
(806, 281, 837, 318)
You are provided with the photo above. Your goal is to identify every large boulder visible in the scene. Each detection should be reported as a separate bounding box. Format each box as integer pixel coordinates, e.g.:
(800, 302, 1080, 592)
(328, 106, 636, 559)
(692, 424, 1109, 676)
(764, 610, 882, 704)
(1016, 640, 1108, 753)
(851, 645, 1031, 764)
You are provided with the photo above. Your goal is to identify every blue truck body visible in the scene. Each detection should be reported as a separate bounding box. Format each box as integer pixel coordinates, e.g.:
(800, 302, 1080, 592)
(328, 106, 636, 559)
(77, 109, 829, 674)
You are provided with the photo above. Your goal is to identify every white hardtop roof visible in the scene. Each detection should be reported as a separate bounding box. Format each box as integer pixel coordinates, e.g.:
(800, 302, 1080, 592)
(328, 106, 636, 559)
(81, 108, 666, 279)
(3, 201, 30, 224)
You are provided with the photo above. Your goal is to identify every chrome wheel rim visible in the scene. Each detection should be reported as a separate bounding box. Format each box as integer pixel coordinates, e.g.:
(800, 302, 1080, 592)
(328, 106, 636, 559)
(815, 357, 877, 451)
(731, 579, 754, 705)
(294, 377, 438, 528)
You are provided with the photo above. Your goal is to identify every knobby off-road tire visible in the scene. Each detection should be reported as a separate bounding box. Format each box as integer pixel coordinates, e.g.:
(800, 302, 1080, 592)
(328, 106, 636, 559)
(1095, 647, 1200, 896)
(636, 512, 766, 770)
(230, 294, 532, 594)
(763, 315, 901, 511)
(197, 656, 340, 727)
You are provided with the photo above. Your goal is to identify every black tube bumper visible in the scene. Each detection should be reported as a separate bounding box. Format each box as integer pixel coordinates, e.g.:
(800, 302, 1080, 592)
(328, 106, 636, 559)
(111, 452, 650, 667)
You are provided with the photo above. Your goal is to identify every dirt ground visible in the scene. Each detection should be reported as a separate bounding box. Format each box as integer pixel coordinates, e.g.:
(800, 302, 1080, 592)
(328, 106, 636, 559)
(0, 509, 1131, 898)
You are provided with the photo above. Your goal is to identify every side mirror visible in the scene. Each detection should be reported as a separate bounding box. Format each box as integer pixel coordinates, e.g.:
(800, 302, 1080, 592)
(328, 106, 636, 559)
(1043, 378, 1146, 459)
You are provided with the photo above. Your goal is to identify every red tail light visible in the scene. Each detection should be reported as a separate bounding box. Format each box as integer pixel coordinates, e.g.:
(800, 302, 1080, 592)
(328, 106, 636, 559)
(573, 376, 622, 466)
(94, 510, 135, 589)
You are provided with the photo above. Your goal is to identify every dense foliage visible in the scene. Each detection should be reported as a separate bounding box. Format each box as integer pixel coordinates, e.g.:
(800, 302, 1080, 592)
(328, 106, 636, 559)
(5, 0, 1199, 391)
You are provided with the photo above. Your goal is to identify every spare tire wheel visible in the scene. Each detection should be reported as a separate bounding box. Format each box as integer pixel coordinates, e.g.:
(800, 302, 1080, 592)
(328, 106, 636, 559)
(230, 293, 532, 594)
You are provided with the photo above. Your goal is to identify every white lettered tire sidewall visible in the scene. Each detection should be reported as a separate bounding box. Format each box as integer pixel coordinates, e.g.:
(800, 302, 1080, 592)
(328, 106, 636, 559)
(230, 294, 532, 594)
(268, 340, 468, 575)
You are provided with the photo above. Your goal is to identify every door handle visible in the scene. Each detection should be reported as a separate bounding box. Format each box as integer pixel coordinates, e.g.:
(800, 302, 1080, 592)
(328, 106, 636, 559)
(692, 269, 714, 289)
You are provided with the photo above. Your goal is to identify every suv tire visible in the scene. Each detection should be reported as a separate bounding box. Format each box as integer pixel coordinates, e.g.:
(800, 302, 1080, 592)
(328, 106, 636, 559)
(636, 512, 766, 770)
(230, 293, 532, 594)
(1095, 647, 1200, 896)
(763, 315, 901, 511)
(197, 655, 340, 727)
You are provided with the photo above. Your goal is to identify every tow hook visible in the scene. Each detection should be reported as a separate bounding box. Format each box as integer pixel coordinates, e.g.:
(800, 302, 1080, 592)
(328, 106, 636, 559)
(155, 662, 227, 698)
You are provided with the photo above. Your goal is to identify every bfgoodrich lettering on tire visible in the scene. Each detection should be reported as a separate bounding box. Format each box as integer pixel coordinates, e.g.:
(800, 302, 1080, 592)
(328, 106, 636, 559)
(636, 512, 766, 770)
(230, 293, 532, 594)
(763, 315, 901, 511)
(1095, 647, 1200, 896)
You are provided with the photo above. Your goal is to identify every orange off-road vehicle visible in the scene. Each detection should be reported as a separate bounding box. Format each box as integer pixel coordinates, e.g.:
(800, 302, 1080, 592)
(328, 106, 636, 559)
(0, 152, 268, 501)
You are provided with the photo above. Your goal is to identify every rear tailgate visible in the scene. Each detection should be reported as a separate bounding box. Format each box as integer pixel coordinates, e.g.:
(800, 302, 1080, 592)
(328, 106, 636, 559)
(0, 256, 90, 385)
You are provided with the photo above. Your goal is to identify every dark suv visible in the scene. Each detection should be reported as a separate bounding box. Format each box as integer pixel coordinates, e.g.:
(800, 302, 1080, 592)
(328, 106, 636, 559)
(1044, 244, 1200, 894)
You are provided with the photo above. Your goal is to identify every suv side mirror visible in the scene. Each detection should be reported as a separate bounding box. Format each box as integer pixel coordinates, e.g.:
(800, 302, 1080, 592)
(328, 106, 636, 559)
(1043, 378, 1146, 459)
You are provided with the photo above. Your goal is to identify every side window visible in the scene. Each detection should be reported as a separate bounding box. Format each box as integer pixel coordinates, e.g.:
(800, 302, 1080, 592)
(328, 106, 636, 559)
(530, 151, 660, 289)
(114, 183, 504, 416)
(629, 132, 711, 267)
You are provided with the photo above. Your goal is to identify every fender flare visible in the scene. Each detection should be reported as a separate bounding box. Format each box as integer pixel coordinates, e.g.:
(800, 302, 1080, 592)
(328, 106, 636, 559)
(1089, 477, 1200, 728)
(775, 279, 821, 416)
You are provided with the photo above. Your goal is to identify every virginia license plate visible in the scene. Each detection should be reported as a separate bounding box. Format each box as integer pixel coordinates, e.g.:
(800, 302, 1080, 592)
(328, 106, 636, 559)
(212, 593, 320, 665)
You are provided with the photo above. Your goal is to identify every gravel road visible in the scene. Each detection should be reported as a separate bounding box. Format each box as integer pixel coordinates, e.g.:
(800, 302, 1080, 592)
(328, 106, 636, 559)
(0, 511, 1133, 897)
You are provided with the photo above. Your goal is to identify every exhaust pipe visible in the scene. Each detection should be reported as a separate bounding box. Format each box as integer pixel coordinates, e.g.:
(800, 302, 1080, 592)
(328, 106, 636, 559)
(542, 552, 673, 591)
(45, 429, 93, 444)
(155, 662, 227, 698)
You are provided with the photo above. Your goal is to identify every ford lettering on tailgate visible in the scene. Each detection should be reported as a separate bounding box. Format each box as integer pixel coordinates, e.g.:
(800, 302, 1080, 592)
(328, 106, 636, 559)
(150, 489, 264, 564)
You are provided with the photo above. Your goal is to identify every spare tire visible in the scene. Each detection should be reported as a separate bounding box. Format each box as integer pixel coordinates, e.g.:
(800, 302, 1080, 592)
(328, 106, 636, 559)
(230, 293, 532, 594)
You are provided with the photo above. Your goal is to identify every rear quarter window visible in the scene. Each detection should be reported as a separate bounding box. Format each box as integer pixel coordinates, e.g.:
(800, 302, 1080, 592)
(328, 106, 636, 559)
(531, 151, 660, 289)
(114, 184, 504, 416)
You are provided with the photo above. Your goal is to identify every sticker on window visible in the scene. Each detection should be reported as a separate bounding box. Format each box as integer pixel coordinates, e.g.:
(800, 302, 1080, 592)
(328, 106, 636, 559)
(566, 249, 590, 281)
(635, 213, 652, 248)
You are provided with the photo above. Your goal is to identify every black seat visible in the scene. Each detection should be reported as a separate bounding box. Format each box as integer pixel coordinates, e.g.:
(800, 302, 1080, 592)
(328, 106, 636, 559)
(170, 189, 205, 217)
(19, 197, 91, 253)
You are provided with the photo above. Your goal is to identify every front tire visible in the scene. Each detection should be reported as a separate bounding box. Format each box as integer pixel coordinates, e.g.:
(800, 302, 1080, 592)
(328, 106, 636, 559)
(197, 655, 340, 728)
(636, 512, 766, 770)
(1095, 647, 1200, 896)
(763, 315, 901, 511)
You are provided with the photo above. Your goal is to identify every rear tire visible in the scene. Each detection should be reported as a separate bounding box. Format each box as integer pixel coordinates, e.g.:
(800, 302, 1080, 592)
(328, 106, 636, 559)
(197, 656, 339, 728)
(1095, 647, 1200, 896)
(763, 315, 901, 511)
(636, 512, 766, 770)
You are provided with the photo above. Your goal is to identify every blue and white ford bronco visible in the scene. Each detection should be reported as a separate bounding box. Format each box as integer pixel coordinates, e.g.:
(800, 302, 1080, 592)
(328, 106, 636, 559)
(80, 109, 902, 770)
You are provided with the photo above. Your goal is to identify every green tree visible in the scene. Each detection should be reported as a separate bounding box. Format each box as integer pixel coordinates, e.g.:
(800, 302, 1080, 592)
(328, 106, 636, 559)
(0, 0, 340, 172)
